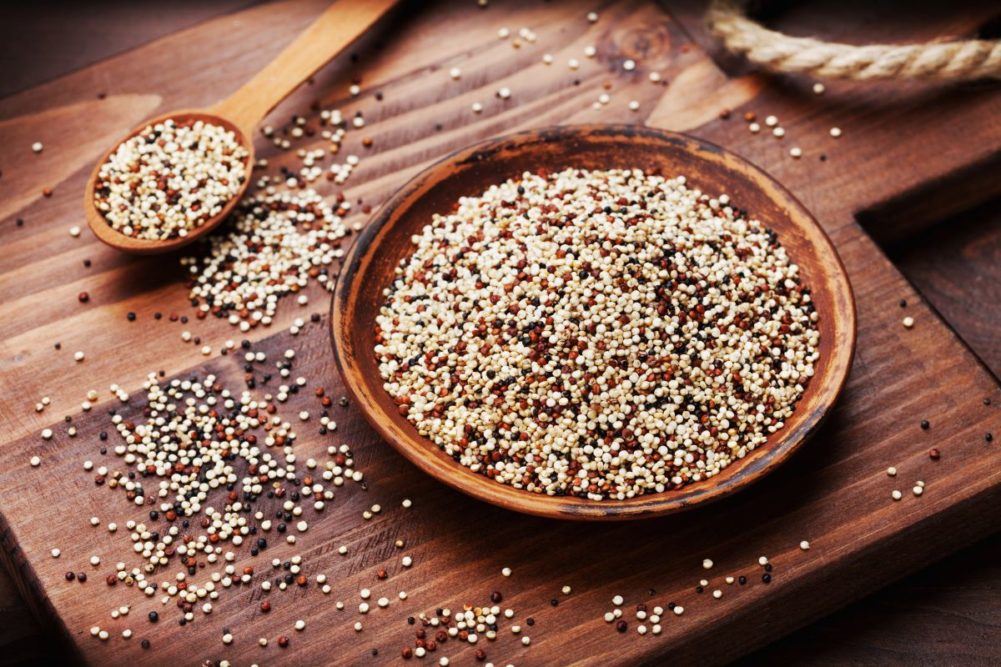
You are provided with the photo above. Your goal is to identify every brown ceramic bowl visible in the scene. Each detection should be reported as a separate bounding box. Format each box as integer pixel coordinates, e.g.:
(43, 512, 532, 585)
(331, 125, 855, 520)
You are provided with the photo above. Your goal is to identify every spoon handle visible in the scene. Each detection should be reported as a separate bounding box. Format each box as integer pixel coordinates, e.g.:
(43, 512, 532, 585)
(212, 0, 397, 134)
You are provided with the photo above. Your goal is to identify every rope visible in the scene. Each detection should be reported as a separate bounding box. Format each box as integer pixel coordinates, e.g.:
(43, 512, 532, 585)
(706, 0, 1001, 82)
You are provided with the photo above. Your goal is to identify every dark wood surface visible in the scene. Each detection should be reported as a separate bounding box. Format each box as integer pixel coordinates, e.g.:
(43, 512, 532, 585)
(1, 1, 999, 665)
(746, 200, 1001, 665)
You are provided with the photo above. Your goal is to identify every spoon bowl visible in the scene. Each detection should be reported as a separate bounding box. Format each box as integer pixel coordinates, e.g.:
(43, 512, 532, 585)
(331, 124, 857, 521)
(84, 110, 255, 254)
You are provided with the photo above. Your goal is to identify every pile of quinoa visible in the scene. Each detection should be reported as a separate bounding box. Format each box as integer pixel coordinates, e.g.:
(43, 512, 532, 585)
(375, 168, 820, 500)
(182, 189, 347, 331)
(94, 118, 249, 240)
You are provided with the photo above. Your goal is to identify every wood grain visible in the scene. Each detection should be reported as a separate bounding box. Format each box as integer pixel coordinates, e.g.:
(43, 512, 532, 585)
(1, 1, 999, 665)
(889, 198, 1001, 375)
(213, 0, 397, 134)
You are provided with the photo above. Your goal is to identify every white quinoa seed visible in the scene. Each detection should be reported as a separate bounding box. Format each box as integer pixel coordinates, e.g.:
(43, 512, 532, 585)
(376, 169, 820, 499)
(892, 489, 903, 501)
(181, 190, 346, 329)
(887, 466, 897, 477)
(32, 141, 44, 153)
(902, 316, 914, 328)
(702, 558, 714, 570)
(830, 127, 842, 138)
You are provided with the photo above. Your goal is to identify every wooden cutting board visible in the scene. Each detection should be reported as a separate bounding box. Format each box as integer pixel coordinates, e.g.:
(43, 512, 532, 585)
(1, 1, 999, 664)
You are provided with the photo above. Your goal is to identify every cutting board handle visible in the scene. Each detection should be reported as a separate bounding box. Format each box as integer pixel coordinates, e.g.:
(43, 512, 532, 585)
(211, 0, 397, 135)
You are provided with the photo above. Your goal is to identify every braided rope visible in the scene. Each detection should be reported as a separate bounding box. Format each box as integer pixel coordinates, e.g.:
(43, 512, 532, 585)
(706, 0, 1001, 81)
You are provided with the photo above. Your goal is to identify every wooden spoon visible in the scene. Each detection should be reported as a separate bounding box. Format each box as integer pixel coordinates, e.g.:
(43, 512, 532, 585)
(331, 125, 856, 521)
(85, 0, 397, 255)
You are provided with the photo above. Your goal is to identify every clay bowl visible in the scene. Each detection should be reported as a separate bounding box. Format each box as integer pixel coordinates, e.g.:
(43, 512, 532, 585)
(331, 124, 856, 520)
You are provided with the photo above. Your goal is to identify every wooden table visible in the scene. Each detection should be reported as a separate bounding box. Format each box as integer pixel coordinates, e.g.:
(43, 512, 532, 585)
(1, 1, 999, 665)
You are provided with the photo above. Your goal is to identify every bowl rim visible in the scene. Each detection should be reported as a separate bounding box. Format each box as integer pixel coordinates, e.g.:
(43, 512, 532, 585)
(330, 124, 857, 521)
